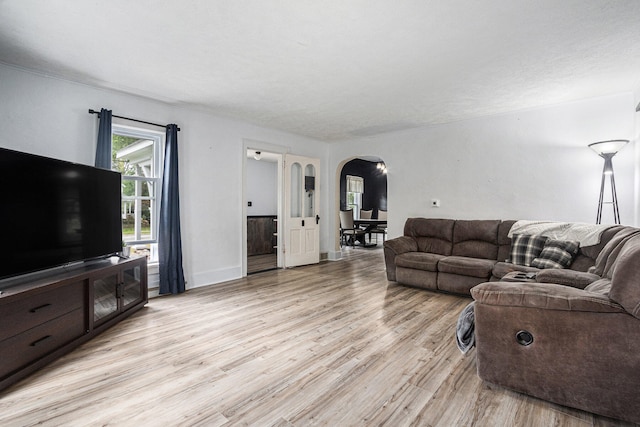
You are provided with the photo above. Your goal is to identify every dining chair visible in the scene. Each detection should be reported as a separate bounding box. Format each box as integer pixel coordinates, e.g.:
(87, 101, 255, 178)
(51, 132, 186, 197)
(359, 209, 373, 242)
(339, 209, 366, 247)
(372, 210, 388, 243)
(360, 209, 372, 219)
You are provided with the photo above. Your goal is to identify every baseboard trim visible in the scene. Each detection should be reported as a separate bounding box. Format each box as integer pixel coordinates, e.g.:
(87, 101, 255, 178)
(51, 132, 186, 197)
(190, 266, 242, 290)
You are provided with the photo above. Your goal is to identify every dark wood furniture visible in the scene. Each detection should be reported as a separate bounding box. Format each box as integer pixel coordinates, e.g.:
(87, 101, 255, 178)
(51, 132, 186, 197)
(354, 219, 387, 229)
(354, 219, 388, 246)
(0, 256, 147, 392)
(247, 215, 277, 256)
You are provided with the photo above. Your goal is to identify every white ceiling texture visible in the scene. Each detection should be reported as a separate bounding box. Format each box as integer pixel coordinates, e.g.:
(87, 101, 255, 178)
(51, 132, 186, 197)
(1, 0, 640, 142)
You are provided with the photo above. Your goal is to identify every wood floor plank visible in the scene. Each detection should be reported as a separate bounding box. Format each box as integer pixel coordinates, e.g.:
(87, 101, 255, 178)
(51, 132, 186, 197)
(0, 247, 636, 426)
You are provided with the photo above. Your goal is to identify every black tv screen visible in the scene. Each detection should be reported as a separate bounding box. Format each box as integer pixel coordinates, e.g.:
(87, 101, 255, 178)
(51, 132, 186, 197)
(0, 147, 122, 280)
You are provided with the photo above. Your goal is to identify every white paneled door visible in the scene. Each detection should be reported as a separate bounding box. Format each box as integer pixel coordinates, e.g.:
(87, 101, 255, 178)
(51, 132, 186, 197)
(284, 154, 320, 267)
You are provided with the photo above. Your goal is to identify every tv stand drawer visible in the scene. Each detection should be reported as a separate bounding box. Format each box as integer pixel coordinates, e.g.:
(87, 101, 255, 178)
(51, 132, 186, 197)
(0, 281, 85, 342)
(0, 307, 85, 380)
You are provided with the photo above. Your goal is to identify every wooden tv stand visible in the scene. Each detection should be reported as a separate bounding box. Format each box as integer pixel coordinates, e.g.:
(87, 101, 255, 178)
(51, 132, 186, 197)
(0, 256, 148, 392)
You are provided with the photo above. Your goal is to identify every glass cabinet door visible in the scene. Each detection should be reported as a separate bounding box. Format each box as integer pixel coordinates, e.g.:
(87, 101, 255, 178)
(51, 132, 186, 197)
(93, 273, 119, 324)
(121, 264, 143, 310)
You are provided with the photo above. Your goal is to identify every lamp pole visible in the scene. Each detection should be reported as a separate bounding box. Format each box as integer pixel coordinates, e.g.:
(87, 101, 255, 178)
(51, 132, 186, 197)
(589, 140, 628, 225)
(596, 154, 620, 224)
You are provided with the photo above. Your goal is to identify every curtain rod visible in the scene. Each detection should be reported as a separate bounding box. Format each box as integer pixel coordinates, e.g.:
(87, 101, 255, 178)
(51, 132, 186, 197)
(88, 109, 180, 131)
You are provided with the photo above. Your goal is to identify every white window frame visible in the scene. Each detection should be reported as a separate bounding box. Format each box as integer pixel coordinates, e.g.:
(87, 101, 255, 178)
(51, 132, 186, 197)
(112, 124, 164, 262)
(346, 175, 364, 219)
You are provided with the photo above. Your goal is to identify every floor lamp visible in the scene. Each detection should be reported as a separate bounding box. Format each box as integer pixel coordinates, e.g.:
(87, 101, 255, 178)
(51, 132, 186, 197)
(588, 139, 628, 224)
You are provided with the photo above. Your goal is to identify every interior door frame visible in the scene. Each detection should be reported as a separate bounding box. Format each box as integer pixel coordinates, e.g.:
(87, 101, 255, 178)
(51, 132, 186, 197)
(242, 139, 288, 277)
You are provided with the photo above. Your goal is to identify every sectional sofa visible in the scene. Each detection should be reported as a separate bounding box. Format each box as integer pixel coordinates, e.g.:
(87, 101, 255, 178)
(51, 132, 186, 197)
(383, 218, 627, 294)
(383, 218, 640, 424)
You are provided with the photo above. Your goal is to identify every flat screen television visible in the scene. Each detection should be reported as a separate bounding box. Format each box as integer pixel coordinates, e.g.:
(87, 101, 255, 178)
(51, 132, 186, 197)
(0, 147, 122, 280)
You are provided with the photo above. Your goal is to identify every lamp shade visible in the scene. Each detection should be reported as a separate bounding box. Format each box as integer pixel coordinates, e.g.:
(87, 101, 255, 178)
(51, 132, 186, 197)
(588, 140, 629, 156)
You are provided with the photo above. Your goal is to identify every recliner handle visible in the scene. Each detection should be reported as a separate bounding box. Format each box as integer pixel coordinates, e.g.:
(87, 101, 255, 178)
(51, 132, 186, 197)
(516, 330, 534, 346)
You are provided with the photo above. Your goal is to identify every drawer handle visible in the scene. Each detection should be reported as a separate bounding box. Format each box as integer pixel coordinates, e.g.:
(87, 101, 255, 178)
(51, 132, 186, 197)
(30, 335, 52, 347)
(30, 303, 52, 313)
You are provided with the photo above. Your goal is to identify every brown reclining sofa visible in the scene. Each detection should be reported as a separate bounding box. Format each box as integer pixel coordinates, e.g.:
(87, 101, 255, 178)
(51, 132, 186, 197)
(383, 218, 640, 424)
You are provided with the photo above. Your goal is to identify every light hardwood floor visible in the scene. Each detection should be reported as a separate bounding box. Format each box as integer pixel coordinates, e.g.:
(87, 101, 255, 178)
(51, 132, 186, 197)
(247, 253, 278, 274)
(0, 248, 635, 426)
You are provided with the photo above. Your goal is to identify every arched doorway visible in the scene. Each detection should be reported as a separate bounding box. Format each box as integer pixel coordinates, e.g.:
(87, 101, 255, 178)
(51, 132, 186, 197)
(335, 156, 388, 252)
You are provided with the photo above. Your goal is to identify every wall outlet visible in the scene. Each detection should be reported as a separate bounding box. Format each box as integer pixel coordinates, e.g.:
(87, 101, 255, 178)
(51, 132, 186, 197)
(431, 199, 441, 207)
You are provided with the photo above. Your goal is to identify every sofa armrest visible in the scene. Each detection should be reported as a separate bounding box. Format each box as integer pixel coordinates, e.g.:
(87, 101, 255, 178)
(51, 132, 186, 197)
(471, 281, 626, 314)
(383, 236, 418, 281)
(384, 236, 418, 255)
(534, 269, 601, 289)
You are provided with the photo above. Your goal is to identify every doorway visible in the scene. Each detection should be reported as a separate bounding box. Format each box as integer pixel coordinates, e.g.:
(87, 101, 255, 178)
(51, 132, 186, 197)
(246, 149, 279, 274)
(338, 157, 388, 248)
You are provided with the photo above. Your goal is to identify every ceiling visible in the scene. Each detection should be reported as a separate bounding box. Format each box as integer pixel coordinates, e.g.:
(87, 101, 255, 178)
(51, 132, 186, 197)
(1, 1, 640, 142)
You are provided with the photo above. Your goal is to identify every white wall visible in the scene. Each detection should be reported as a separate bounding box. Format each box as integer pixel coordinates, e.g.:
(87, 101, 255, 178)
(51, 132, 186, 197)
(2, 62, 638, 278)
(0, 63, 330, 289)
(246, 158, 278, 215)
(329, 93, 638, 248)
(634, 86, 640, 226)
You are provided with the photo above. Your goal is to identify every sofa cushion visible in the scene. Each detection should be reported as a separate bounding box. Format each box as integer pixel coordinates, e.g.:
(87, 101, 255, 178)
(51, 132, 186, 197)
(509, 234, 548, 266)
(404, 218, 454, 255)
(497, 220, 517, 262)
(584, 278, 612, 296)
(451, 220, 500, 260)
(437, 272, 486, 295)
(531, 239, 580, 269)
(609, 234, 640, 319)
(395, 252, 444, 272)
(535, 269, 600, 289)
(438, 256, 496, 278)
(581, 225, 628, 270)
(396, 267, 438, 290)
(592, 228, 640, 277)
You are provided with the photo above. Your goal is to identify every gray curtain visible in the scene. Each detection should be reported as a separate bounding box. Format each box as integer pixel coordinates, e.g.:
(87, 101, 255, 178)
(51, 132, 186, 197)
(158, 124, 185, 294)
(94, 108, 112, 169)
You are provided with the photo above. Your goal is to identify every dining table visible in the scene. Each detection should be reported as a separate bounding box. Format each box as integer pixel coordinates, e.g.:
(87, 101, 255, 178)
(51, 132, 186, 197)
(353, 219, 387, 247)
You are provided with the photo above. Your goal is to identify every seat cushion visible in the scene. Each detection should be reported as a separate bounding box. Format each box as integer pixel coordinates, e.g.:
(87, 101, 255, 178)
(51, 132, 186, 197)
(535, 269, 601, 289)
(438, 256, 496, 278)
(395, 252, 444, 272)
(609, 234, 640, 319)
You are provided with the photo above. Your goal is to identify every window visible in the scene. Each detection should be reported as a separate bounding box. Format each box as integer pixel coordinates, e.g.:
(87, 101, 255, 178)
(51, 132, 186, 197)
(346, 175, 364, 219)
(111, 125, 163, 262)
